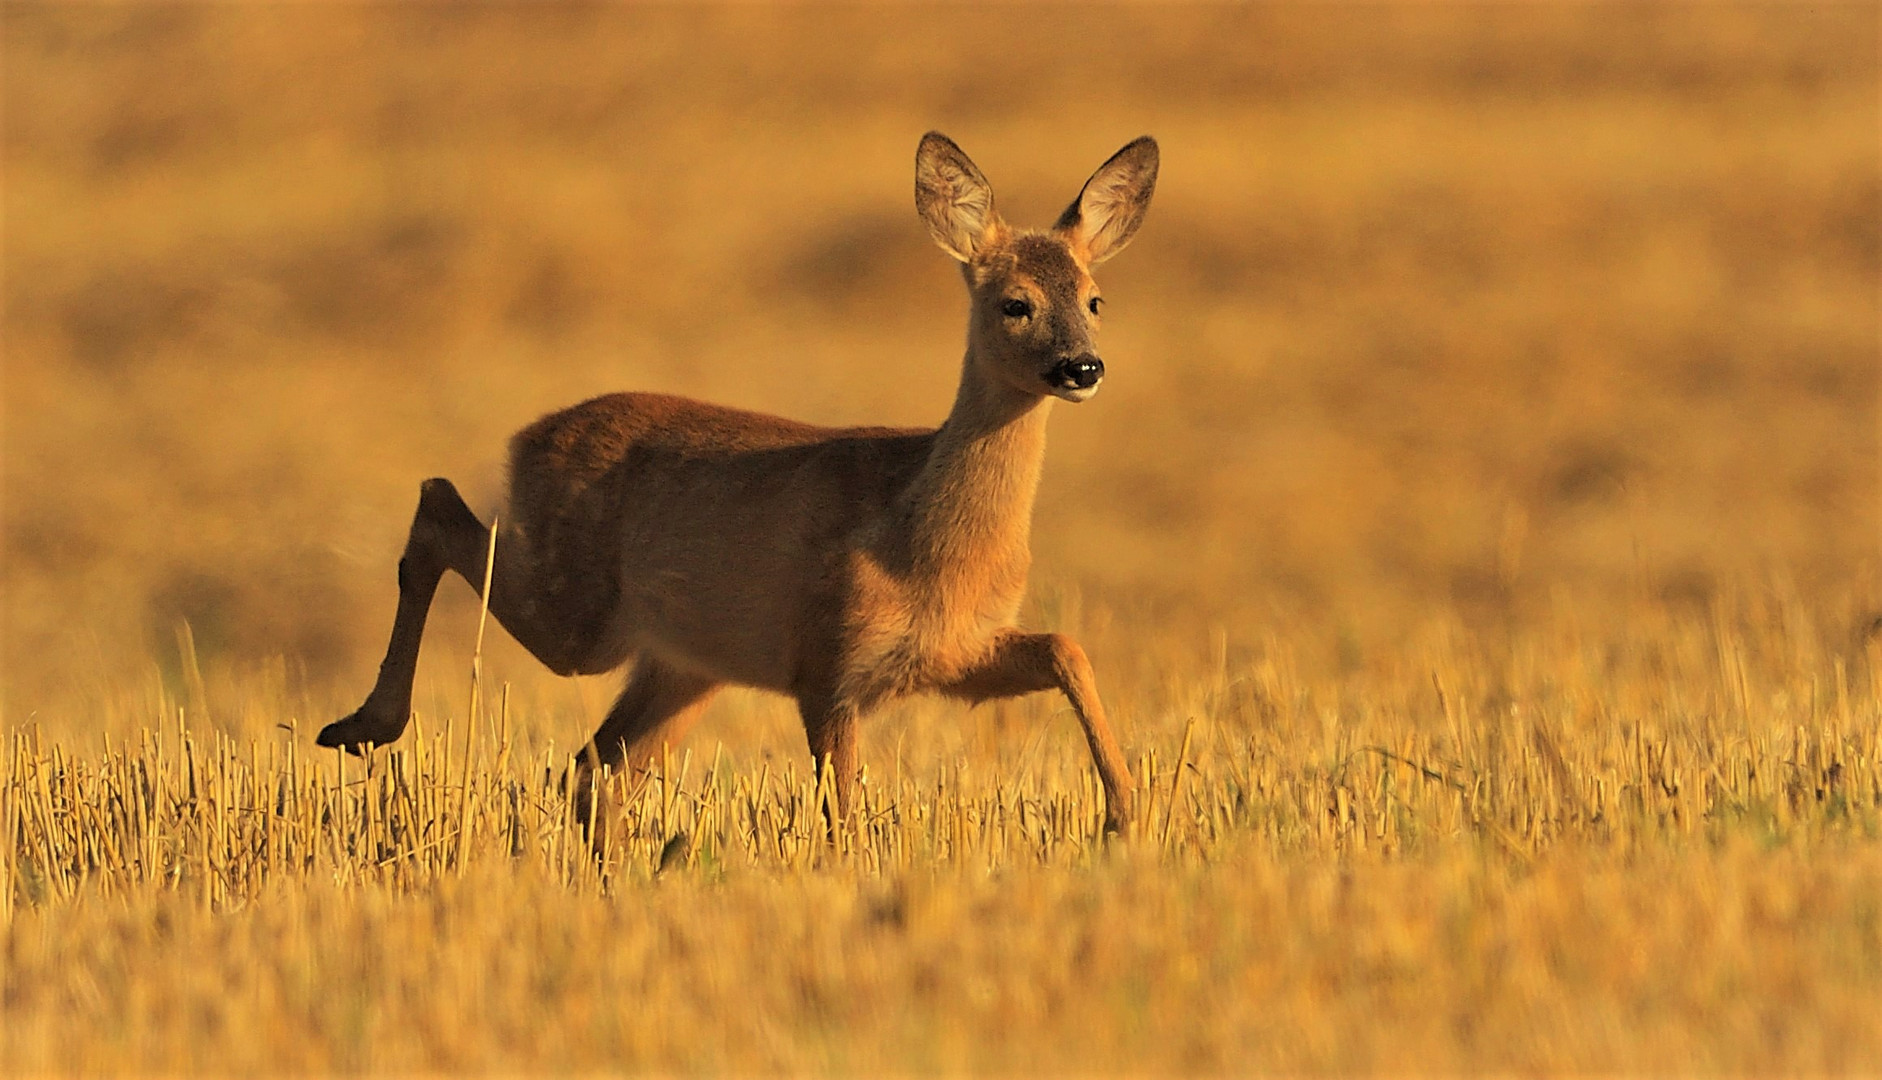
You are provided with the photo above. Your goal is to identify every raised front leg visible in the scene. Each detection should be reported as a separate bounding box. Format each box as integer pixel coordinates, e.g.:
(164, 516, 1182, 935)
(944, 631, 1135, 834)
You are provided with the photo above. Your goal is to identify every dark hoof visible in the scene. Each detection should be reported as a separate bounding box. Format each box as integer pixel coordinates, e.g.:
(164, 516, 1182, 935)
(315, 707, 407, 755)
(1102, 798, 1134, 840)
(655, 831, 693, 875)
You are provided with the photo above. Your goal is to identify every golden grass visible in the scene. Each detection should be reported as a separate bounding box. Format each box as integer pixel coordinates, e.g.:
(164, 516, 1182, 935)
(10, 598, 1882, 1071)
(5, 3, 1881, 1074)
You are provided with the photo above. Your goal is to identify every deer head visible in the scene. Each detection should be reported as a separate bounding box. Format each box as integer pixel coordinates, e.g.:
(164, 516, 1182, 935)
(916, 132, 1159, 404)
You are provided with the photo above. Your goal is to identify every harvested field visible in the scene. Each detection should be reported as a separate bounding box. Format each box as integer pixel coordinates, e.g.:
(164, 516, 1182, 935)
(5, 4, 1880, 1073)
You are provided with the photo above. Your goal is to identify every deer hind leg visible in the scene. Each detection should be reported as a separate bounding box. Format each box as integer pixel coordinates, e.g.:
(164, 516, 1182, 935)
(943, 631, 1136, 835)
(569, 657, 718, 834)
(579, 657, 719, 774)
(318, 477, 563, 752)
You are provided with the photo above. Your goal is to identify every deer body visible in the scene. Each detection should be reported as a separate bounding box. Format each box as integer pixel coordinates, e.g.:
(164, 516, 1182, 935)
(501, 389, 1029, 701)
(319, 134, 1158, 833)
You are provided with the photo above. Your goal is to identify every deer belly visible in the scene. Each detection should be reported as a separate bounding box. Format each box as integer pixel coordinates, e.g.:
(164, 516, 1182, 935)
(607, 560, 805, 692)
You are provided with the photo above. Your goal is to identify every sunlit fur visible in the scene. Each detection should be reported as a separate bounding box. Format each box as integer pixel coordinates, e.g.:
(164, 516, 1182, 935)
(319, 134, 1158, 833)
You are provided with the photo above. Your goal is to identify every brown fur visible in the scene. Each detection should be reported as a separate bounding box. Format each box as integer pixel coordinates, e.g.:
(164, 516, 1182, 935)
(318, 132, 1158, 833)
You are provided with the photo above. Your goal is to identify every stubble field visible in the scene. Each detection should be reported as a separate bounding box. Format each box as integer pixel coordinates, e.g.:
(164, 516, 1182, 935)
(5, 4, 1882, 1073)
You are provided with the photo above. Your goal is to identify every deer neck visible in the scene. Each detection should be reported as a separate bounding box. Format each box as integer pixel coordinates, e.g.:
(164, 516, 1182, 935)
(899, 352, 1052, 595)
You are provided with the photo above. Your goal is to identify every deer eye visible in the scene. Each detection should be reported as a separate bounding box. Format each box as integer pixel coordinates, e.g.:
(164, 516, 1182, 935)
(1088, 296, 1103, 315)
(1002, 298, 1033, 319)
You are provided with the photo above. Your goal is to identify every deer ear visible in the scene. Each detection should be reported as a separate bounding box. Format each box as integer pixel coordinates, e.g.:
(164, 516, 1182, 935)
(1055, 136, 1159, 265)
(915, 132, 1003, 263)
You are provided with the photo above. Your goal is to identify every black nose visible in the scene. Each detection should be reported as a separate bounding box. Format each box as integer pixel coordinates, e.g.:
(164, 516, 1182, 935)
(1049, 356, 1105, 390)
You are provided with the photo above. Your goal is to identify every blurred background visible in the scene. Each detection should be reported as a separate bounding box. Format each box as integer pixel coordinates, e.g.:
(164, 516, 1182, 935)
(4, 4, 1877, 734)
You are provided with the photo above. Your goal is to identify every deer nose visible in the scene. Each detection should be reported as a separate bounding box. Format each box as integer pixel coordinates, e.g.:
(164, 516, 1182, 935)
(1049, 356, 1104, 391)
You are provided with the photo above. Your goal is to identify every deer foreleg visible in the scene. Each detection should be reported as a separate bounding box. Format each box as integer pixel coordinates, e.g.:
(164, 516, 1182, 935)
(944, 631, 1135, 834)
(798, 695, 861, 836)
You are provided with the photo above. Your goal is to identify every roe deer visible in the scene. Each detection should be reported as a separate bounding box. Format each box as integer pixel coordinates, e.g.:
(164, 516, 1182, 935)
(317, 132, 1157, 834)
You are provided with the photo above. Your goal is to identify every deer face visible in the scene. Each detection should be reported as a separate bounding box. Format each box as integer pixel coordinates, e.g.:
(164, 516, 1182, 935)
(915, 133, 1158, 405)
(969, 233, 1106, 403)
